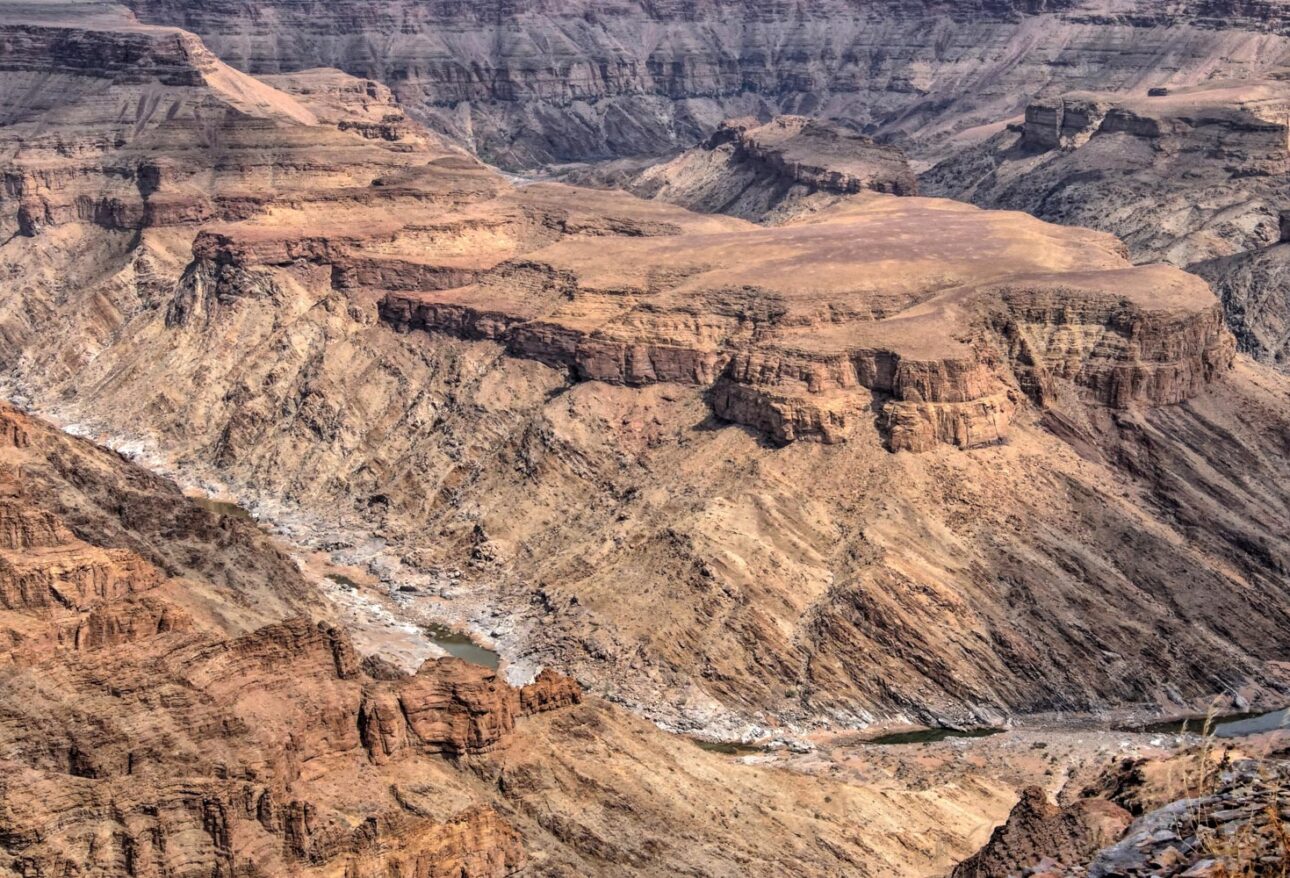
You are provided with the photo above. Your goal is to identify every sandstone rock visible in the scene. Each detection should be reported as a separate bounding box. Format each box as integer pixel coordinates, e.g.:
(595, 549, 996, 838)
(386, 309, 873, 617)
(395, 658, 521, 756)
(1022, 95, 1111, 151)
(520, 668, 584, 715)
(950, 786, 1132, 878)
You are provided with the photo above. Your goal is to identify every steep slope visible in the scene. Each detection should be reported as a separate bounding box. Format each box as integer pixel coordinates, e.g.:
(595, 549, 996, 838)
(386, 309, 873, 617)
(107, 0, 1290, 167)
(0, 401, 533, 877)
(1, 10, 1289, 738)
(949, 743, 1290, 877)
(0, 405, 1024, 878)
(1192, 235, 1290, 369)
(922, 74, 1290, 368)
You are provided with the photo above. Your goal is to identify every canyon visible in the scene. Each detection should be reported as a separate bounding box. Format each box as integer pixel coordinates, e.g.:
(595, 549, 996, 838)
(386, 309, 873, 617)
(0, 0, 1289, 875)
(2, 0, 1289, 732)
(0, 401, 1034, 876)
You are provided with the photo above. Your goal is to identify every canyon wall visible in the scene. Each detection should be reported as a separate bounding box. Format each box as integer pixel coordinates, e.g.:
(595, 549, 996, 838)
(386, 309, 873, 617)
(0, 403, 1008, 878)
(922, 75, 1290, 368)
(558, 115, 919, 222)
(112, 0, 1290, 166)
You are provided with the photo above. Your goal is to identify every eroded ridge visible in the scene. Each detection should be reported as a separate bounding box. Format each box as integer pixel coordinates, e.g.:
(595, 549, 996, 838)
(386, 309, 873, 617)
(376, 196, 1233, 451)
(0, 11, 1234, 454)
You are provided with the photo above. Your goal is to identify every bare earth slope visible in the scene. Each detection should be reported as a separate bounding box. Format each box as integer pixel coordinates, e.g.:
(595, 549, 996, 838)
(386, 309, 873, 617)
(1, 9, 1288, 741)
(0, 403, 1023, 878)
(104, 0, 1290, 167)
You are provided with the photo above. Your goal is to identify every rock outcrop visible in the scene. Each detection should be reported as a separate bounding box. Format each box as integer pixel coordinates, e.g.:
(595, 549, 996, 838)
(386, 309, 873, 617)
(359, 659, 583, 763)
(974, 754, 1290, 878)
(378, 197, 1233, 451)
(923, 74, 1290, 370)
(562, 115, 917, 223)
(949, 786, 1132, 877)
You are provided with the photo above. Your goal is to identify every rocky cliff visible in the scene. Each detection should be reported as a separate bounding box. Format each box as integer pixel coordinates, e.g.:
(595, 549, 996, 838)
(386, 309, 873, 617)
(949, 747, 1290, 878)
(922, 74, 1290, 369)
(107, 0, 1290, 167)
(378, 197, 1233, 451)
(0, 14, 471, 244)
(1192, 243, 1290, 370)
(0, 402, 530, 877)
(0, 403, 1010, 878)
(949, 787, 1132, 877)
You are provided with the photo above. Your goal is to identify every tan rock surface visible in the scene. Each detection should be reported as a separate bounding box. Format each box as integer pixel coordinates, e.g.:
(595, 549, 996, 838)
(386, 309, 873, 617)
(924, 73, 1290, 369)
(559, 114, 918, 223)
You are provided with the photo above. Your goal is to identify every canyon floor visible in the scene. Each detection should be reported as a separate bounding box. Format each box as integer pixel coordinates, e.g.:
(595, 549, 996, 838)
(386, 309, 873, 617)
(1, 0, 1290, 875)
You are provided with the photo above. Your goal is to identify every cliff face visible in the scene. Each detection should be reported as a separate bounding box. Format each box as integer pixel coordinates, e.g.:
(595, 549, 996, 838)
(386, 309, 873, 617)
(376, 201, 1233, 452)
(0, 403, 533, 878)
(0, 16, 471, 245)
(2, 9, 1290, 734)
(1192, 243, 1290, 369)
(112, 0, 1290, 166)
(922, 75, 1290, 369)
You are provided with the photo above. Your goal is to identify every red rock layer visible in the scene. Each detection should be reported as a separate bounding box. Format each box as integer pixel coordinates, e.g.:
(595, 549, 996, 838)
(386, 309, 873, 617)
(0, 404, 583, 877)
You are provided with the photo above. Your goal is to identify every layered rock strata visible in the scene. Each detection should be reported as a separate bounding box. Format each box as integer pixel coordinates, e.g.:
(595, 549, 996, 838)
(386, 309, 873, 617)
(0, 404, 1014, 878)
(0, 403, 536, 876)
(0, 16, 480, 244)
(1192, 244, 1290, 371)
(563, 115, 918, 223)
(378, 197, 1233, 451)
(923, 74, 1290, 368)
(1, 9, 1288, 734)
(110, 0, 1290, 167)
